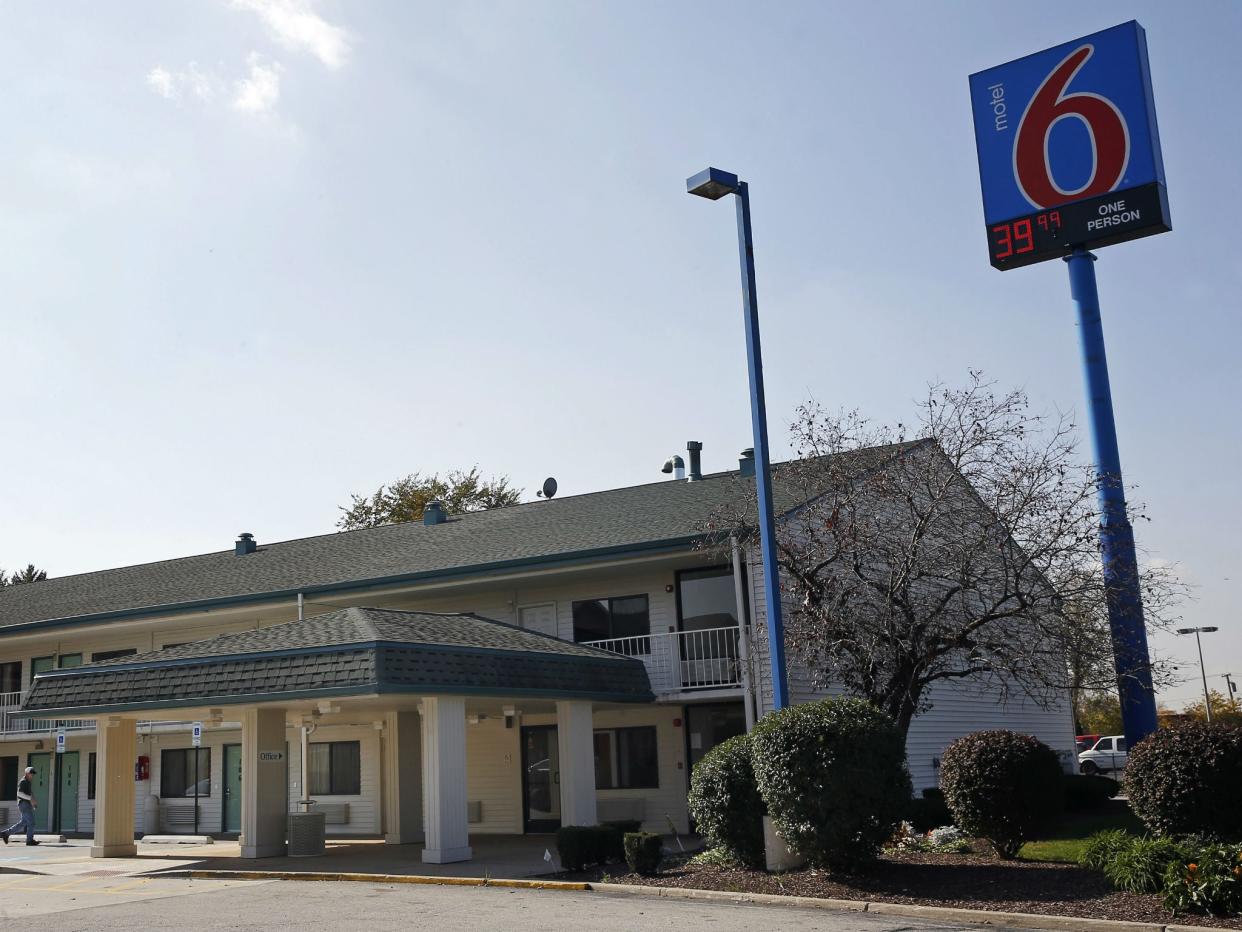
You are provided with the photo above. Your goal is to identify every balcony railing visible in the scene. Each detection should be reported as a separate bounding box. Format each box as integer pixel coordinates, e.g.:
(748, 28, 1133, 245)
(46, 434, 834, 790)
(0, 691, 94, 735)
(584, 625, 744, 695)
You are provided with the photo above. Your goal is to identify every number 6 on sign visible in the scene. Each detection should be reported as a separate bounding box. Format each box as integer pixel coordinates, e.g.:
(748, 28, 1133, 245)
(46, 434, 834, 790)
(1014, 45, 1130, 209)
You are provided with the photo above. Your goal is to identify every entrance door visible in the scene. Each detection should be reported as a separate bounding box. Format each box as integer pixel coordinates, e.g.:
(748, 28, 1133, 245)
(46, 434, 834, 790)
(26, 751, 51, 833)
(222, 745, 242, 834)
(55, 751, 79, 832)
(521, 725, 561, 832)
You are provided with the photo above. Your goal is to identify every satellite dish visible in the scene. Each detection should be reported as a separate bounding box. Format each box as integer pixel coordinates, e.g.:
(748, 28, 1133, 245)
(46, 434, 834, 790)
(539, 477, 558, 499)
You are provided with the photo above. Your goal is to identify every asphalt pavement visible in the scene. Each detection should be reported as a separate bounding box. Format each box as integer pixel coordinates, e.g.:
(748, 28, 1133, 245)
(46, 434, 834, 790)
(0, 875, 1046, 930)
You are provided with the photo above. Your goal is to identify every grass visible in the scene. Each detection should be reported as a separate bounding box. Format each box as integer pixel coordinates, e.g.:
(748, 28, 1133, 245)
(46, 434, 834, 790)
(1019, 801, 1146, 864)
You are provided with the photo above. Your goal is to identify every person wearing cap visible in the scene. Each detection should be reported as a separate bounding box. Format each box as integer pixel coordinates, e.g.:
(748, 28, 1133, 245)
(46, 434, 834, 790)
(2, 765, 40, 845)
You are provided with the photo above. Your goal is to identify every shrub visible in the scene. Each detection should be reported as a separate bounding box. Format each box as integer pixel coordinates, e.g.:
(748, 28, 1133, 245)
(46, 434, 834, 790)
(939, 730, 1063, 859)
(624, 832, 664, 876)
(1104, 835, 1188, 893)
(1080, 829, 1133, 872)
(686, 734, 766, 868)
(908, 788, 953, 832)
(1162, 841, 1242, 917)
(1062, 774, 1119, 811)
(556, 824, 624, 871)
(750, 697, 912, 871)
(602, 819, 642, 836)
(1126, 722, 1242, 839)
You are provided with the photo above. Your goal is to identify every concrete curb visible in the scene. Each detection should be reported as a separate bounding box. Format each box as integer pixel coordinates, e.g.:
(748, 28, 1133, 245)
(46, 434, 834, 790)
(592, 882, 1202, 932)
(161, 869, 589, 891)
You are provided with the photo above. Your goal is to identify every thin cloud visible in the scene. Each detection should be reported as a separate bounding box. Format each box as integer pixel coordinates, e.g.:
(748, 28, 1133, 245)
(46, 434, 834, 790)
(231, 0, 350, 69)
(145, 63, 220, 103)
(232, 54, 283, 114)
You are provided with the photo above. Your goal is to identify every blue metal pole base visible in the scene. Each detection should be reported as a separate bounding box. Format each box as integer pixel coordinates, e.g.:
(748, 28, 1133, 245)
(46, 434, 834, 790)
(1065, 248, 1158, 746)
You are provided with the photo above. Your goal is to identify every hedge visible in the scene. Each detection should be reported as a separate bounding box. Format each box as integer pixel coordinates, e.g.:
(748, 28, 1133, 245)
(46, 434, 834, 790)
(939, 729, 1063, 859)
(686, 734, 766, 868)
(749, 697, 911, 871)
(1125, 722, 1242, 839)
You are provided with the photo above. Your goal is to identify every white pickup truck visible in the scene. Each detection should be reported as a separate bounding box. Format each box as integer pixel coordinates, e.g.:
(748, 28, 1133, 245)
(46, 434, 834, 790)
(1078, 735, 1128, 775)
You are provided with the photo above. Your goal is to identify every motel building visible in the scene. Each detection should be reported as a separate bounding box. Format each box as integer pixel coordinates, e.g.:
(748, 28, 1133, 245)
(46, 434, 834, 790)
(0, 444, 1075, 861)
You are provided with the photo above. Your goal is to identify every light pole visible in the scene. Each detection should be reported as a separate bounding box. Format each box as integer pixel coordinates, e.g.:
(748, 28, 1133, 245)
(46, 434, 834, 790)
(686, 166, 789, 711)
(1176, 626, 1219, 722)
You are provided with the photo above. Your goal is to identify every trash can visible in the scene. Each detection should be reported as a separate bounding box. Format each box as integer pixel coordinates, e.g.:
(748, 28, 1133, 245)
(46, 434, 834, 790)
(288, 801, 326, 857)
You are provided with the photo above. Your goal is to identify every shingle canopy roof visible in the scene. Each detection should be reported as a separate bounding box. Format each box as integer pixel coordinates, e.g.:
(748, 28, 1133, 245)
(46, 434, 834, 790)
(0, 444, 921, 632)
(18, 607, 655, 715)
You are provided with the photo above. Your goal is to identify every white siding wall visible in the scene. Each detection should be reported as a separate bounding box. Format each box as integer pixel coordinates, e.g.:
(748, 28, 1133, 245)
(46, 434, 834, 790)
(465, 717, 522, 833)
(746, 549, 1077, 793)
(285, 724, 381, 835)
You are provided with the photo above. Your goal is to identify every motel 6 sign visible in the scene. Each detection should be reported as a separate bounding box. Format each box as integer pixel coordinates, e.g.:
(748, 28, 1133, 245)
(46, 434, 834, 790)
(969, 21, 1171, 270)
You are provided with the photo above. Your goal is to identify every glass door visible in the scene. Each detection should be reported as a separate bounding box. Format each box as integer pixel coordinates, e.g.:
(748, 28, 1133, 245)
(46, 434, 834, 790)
(520, 725, 560, 833)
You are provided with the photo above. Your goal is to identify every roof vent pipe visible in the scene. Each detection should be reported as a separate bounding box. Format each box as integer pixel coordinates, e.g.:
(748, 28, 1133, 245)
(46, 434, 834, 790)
(423, 500, 447, 526)
(686, 441, 703, 481)
(739, 447, 756, 477)
(661, 454, 685, 481)
(235, 532, 257, 556)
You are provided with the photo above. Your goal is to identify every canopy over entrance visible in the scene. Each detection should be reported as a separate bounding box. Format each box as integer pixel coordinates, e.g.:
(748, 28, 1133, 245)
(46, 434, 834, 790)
(16, 606, 653, 717)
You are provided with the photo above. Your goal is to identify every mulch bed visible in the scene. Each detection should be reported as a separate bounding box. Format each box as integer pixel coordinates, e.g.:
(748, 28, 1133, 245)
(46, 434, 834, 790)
(567, 844, 1242, 929)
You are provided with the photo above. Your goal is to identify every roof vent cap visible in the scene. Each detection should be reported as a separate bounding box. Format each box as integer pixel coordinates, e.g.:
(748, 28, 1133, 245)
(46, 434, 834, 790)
(423, 500, 447, 526)
(739, 447, 755, 477)
(661, 455, 685, 481)
(686, 441, 703, 481)
(235, 532, 257, 556)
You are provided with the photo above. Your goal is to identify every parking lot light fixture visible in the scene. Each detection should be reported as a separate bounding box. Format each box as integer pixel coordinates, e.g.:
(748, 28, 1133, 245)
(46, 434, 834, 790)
(1176, 626, 1220, 723)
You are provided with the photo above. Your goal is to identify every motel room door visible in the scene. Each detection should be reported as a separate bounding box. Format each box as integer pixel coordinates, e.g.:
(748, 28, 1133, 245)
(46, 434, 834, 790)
(222, 744, 242, 834)
(54, 751, 79, 833)
(521, 725, 561, 832)
(26, 751, 52, 833)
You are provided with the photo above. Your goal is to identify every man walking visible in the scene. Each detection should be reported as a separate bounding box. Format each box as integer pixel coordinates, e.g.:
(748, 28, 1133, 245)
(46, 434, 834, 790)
(2, 766, 41, 845)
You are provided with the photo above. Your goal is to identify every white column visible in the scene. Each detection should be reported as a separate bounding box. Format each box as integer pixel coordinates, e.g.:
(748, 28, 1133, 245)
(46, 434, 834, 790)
(557, 700, 597, 827)
(420, 696, 471, 863)
(383, 709, 423, 844)
(92, 717, 137, 858)
(240, 706, 287, 858)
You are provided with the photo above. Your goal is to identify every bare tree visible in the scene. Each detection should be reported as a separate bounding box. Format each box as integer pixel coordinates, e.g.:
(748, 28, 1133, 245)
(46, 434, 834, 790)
(707, 373, 1182, 737)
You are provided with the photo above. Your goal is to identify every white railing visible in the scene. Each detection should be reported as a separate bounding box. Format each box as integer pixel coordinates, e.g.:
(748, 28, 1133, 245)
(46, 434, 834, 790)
(584, 625, 743, 695)
(0, 691, 94, 736)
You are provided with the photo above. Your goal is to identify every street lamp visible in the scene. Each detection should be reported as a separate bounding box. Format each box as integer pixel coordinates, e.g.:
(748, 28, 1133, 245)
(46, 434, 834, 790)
(1176, 626, 1220, 723)
(686, 166, 789, 711)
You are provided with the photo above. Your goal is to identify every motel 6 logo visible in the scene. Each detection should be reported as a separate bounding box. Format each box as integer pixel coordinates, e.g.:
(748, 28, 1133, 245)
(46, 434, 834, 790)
(970, 21, 1166, 227)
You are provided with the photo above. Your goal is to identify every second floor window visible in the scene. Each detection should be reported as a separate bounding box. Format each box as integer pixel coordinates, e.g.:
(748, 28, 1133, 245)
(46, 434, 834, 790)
(572, 595, 650, 648)
(0, 662, 20, 694)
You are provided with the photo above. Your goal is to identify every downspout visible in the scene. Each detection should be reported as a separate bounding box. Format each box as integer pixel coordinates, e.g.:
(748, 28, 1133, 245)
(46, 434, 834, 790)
(730, 535, 756, 730)
(297, 593, 305, 621)
(299, 719, 317, 811)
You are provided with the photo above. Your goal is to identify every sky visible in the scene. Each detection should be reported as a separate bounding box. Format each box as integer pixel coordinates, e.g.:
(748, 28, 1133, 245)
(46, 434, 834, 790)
(1, 1, 1238, 710)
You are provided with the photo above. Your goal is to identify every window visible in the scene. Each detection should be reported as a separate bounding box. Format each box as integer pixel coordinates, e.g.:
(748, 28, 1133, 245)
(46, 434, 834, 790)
(1095, 738, 1112, 752)
(1117, 740, 1127, 753)
(0, 662, 20, 694)
(593, 726, 658, 789)
(91, 648, 137, 662)
(572, 595, 650, 647)
(1, 756, 17, 799)
(308, 741, 360, 796)
(677, 566, 745, 632)
(161, 748, 211, 798)
(87, 753, 96, 800)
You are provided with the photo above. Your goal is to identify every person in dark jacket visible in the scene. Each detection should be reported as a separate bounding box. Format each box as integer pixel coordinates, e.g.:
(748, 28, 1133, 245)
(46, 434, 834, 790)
(2, 766, 40, 845)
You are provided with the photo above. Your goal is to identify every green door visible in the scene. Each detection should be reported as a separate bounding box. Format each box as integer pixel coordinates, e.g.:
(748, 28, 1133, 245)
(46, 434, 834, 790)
(26, 751, 51, 833)
(56, 751, 79, 832)
(223, 745, 242, 833)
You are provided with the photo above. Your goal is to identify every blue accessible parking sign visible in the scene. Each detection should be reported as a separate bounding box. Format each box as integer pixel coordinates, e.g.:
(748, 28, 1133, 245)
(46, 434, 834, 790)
(969, 21, 1171, 269)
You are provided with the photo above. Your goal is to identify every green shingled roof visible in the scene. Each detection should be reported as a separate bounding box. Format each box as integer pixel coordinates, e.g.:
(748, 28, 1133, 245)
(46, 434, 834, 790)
(0, 443, 923, 632)
(18, 607, 655, 716)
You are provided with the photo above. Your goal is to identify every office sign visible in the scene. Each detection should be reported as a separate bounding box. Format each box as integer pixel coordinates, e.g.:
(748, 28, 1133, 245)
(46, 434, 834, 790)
(969, 21, 1170, 269)
(258, 750, 284, 763)
(192, 721, 203, 747)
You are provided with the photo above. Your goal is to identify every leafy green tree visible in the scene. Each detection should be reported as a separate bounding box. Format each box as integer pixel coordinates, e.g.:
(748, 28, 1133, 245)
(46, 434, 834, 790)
(1182, 689, 1242, 726)
(337, 467, 522, 530)
(1076, 691, 1124, 735)
(0, 564, 48, 587)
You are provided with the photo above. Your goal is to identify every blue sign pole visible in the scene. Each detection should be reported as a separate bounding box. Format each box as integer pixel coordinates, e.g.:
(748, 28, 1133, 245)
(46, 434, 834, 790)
(1066, 248, 1158, 747)
(686, 167, 790, 711)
